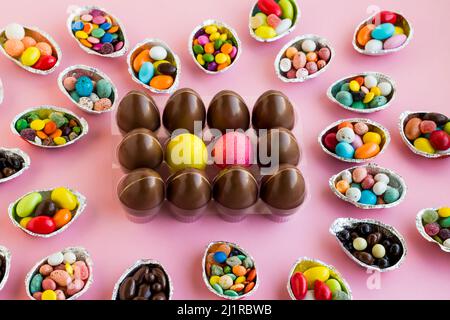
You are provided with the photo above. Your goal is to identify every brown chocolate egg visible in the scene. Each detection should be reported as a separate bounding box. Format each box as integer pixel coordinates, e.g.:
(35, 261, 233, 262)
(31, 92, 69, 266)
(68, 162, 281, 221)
(207, 90, 250, 133)
(116, 90, 161, 133)
(166, 168, 211, 210)
(260, 164, 306, 210)
(252, 90, 295, 131)
(117, 128, 163, 171)
(163, 88, 206, 134)
(117, 168, 165, 212)
(213, 166, 258, 210)
(257, 128, 301, 167)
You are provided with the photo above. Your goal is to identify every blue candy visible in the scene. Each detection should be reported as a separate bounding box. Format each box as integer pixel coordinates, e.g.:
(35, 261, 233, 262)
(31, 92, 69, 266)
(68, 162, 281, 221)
(138, 62, 154, 84)
(213, 251, 227, 264)
(371, 23, 395, 40)
(383, 187, 400, 204)
(100, 22, 112, 30)
(359, 190, 377, 205)
(72, 21, 84, 31)
(101, 33, 114, 43)
(335, 142, 355, 159)
(75, 76, 94, 97)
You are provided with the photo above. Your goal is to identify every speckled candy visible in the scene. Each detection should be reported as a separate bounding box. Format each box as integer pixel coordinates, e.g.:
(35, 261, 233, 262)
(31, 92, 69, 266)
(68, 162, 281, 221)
(75, 76, 94, 97)
(425, 222, 440, 236)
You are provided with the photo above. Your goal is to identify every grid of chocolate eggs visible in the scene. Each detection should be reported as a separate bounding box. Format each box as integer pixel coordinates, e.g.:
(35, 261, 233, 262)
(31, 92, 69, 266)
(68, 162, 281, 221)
(116, 89, 306, 221)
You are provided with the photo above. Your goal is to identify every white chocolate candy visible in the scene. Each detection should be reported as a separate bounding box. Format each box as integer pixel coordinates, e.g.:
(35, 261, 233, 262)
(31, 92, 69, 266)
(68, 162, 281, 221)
(378, 82, 392, 96)
(301, 39, 316, 52)
(336, 127, 355, 143)
(275, 19, 292, 35)
(5, 23, 25, 40)
(364, 75, 378, 89)
(346, 187, 361, 202)
(353, 237, 367, 251)
(48, 252, 64, 266)
(63, 251, 76, 264)
(279, 58, 292, 73)
(374, 173, 390, 184)
(341, 170, 352, 184)
(372, 181, 387, 196)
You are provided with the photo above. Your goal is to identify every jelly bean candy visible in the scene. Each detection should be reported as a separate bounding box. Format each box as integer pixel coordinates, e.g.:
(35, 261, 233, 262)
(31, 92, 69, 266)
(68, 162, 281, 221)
(290, 272, 307, 300)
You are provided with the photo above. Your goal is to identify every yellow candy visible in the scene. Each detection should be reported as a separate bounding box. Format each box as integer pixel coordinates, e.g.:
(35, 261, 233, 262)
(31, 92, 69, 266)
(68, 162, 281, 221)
(349, 80, 360, 92)
(42, 290, 57, 300)
(394, 26, 404, 35)
(303, 266, 330, 288)
(370, 86, 381, 96)
(65, 263, 74, 276)
(30, 119, 45, 131)
(414, 137, 435, 154)
(219, 33, 228, 41)
(235, 276, 246, 284)
(363, 92, 375, 103)
(209, 32, 220, 41)
(205, 25, 218, 34)
(21, 47, 40, 66)
(196, 54, 205, 66)
(19, 217, 32, 229)
(54, 137, 67, 145)
(215, 53, 227, 64)
(438, 207, 450, 218)
(51, 187, 78, 210)
(226, 54, 231, 65)
(75, 30, 88, 39)
(209, 275, 220, 286)
(255, 25, 276, 39)
(165, 133, 208, 172)
(363, 132, 382, 145)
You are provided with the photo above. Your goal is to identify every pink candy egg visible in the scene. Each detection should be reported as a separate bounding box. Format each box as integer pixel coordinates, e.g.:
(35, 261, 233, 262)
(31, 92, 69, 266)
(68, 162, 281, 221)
(212, 132, 253, 169)
(383, 34, 407, 50)
(361, 174, 375, 190)
(352, 167, 368, 183)
(63, 76, 77, 91)
(351, 134, 363, 149)
(354, 122, 369, 136)
(42, 278, 57, 291)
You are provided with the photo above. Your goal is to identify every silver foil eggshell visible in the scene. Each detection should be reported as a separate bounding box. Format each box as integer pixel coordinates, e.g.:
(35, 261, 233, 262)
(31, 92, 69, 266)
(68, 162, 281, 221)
(318, 118, 390, 163)
(11, 105, 89, 149)
(57, 64, 119, 115)
(0, 246, 11, 291)
(274, 34, 334, 83)
(8, 187, 87, 238)
(327, 72, 396, 114)
(127, 38, 181, 94)
(416, 208, 450, 253)
(202, 241, 259, 300)
(352, 11, 413, 56)
(111, 259, 174, 300)
(188, 19, 242, 75)
(248, 0, 300, 43)
(0, 147, 31, 184)
(286, 256, 352, 300)
(0, 25, 62, 75)
(330, 218, 407, 272)
(25, 246, 93, 300)
(329, 163, 407, 209)
(398, 111, 449, 159)
(66, 5, 129, 58)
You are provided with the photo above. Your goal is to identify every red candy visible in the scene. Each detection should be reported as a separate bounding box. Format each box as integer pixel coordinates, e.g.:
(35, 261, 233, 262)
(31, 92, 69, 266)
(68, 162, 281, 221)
(257, 0, 282, 17)
(372, 11, 397, 24)
(324, 132, 338, 151)
(419, 120, 437, 134)
(290, 272, 307, 300)
(314, 280, 332, 300)
(33, 55, 57, 70)
(26, 216, 56, 234)
(429, 130, 450, 151)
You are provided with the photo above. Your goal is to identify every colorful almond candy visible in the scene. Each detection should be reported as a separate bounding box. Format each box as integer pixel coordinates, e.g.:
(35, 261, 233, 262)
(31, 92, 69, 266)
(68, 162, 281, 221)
(1, 23, 59, 72)
(289, 258, 351, 300)
(419, 208, 450, 250)
(191, 22, 240, 73)
(203, 242, 258, 299)
(27, 248, 91, 300)
(250, 0, 298, 41)
(320, 120, 389, 161)
(354, 10, 412, 54)
(69, 8, 126, 56)
(10, 187, 85, 236)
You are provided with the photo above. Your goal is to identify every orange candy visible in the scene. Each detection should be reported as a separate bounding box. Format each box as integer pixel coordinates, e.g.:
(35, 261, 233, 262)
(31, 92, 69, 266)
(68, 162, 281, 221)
(217, 63, 229, 71)
(150, 75, 174, 90)
(44, 121, 57, 135)
(357, 24, 376, 47)
(22, 36, 37, 49)
(244, 282, 255, 294)
(107, 25, 119, 34)
(232, 265, 247, 277)
(36, 131, 48, 139)
(36, 42, 52, 56)
(215, 244, 231, 256)
(193, 39, 199, 46)
(133, 49, 152, 73)
(285, 47, 298, 59)
(204, 42, 214, 54)
(83, 23, 94, 34)
(221, 43, 233, 55)
(53, 209, 72, 229)
(355, 142, 380, 159)
(4, 39, 25, 57)
(354, 76, 364, 86)
(338, 121, 353, 130)
(336, 180, 350, 194)
(306, 52, 318, 62)
(247, 268, 256, 282)
(80, 39, 92, 48)
(50, 129, 62, 139)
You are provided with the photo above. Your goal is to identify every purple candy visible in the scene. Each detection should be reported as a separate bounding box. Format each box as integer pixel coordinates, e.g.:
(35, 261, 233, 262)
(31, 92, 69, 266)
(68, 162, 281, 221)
(20, 128, 36, 141)
(90, 9, 104, 17)
(194, 29, 206, 39)
(213, 50, 220, 55)
(197, 35, 209, 46)
(100, 43, 114, 54)
(92, 43, 103, 51)
(438, 228, 450, 240)
(351, 134, 363, 149)
(230, 46, 238, 59)
(207, 62, 218, 71)
(425, 222, 440, 236)
(115, 41, 124, 51)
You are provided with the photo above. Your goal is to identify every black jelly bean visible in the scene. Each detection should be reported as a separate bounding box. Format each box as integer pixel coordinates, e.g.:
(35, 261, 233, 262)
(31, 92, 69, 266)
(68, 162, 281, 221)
(337, 230, 350, 242)
(359, 224, 372, 236)
(389, 243, 401, 257)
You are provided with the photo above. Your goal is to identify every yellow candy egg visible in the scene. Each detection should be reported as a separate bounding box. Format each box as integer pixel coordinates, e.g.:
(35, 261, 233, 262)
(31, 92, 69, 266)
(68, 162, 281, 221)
(394, 26, 404, 35)
(349, 80, 360, 92)
(75, 30, 88, 39)
(209, 275, 220, 286)
(209, 32, 220, 41)
(196, 54, 205, 66)
(370, 86, 381, 96)
(255, 25, 276, 39)
(438, 207, 450, 218)
(414, 137, 435, 154)
(54, 137, 67, 145)
(41, 290, 57, 300)
(30, 119, 45, 131)
(50, 187, 78, 210)
(165, 133, 208, 172)
(363, 92, 375, 103)
(303, 266, 330, 288)
(215, 53, 227, 64)
(363, 132, 382, 145)
(219, 33, 228, 41)
(235, 276, 246, 284)
(205, 25, 218, 34)
(19, 217, 32, 229)
(65, 263, 74, 276)
(20, 47, 41, 66)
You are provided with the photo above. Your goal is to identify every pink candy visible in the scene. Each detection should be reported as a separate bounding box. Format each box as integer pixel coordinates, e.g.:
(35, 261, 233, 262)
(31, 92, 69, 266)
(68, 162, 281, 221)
(197, 35, 209, 46)
(92, 15, 106, 25)
(267, 14, 281, 28)
(419, 120, 437, 134)
(425, 222, 440, 236)
(352, 167, 368, 183)
(361, 175, 375, 190)
(292, 52, 306, 69)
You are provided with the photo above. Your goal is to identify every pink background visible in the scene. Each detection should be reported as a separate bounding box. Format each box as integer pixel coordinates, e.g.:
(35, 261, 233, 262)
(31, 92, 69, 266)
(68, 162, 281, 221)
(1, 0, 449, 300)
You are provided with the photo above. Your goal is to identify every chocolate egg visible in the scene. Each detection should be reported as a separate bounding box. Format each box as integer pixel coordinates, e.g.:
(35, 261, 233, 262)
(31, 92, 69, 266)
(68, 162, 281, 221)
(252, 90, 295, 131)
(116, 91, 161, 133)
(117, 168, 165, 212)
(167, 168, 211, 210)
(213, 166, 258, 210)
(117, 128, 163, 171)
(207, 90, 250, 133)
(163, 88, 206, 134)
(260, 164, 306, 210)
(257, 128, 300, 167)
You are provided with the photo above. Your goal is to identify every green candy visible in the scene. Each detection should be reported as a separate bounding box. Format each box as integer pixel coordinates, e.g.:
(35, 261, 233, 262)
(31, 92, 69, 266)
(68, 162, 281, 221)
(111, 33, 118, 40)
(96, 79, 112, 99)
(212, 283, 223, 294)
(336, 91, 353, 107)
(223, 266, 231, 274)
(332, 291, 350, 300)
(422, 209, 439, 224)
(211, 265, 224, 276)
(438, 217, 450, 228)
(369, 95, 387, 108)
(16, 192, 42, 218)
(73, 126, 81, 134)
(29, 274, 43, 294)
(193, 45, 204, 55)
(351, 183, 362, 190)
(226, 273, 237, 281)
(279, 0, 294, 20)
(214, 40, 223, 50)
(224, 290, 239, 297)
(15, 119, 29, 132)
(340, 83, 350, 92)
(49, 112, 67, 128)
(383, 187, 400, 204)
(326, 279, 342, 293)
(203, 53, 214, 63)
(433, 235, 443, 244)
(351, 101, 366, 109)
(444, 122, 450, 135)
(70, 91, 81, 103)
(91, 28, 105, 38)
(243, 257, 254, 269)
(237, 255, 246, 261)
(27, 113, 40, 122)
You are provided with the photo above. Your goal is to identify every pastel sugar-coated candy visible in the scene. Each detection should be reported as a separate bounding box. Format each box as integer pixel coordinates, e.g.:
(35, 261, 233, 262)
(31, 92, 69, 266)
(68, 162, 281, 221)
(251, 0, 296, 40)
